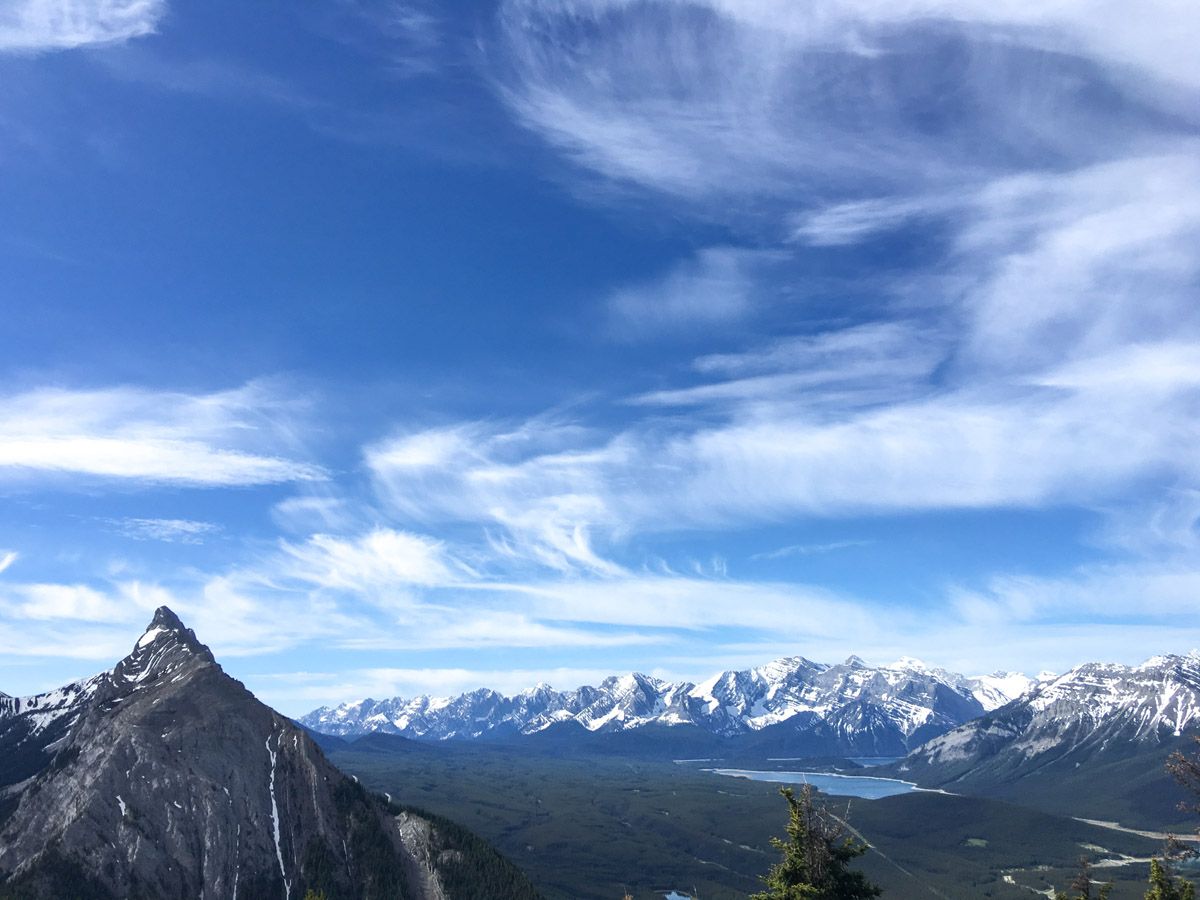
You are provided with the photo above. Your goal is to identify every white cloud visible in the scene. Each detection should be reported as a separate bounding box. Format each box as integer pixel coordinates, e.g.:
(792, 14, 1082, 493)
(953, 149, 1200, 375)
(492, 0, 1190, 205)
(498, 575, 881, 638)
(751, 540, 872, 561)
(0, 579, 157, 623)
(271, 494, 357, 533)
(607, 247, 780, 334)
(367, 422, 629, 575)
(952, 562, 1200, 627)
(0, 383, 324, 487)
(275, 529, 461, 593)
(0, 551, 17, 575)
(368, 346, 1200, 536)
(633, 322, 944, 409)
(316, 0, 444, 79)
(0, 0, 165, 53)
(790, 195, 956, 246)
(110, 518, 221, 544)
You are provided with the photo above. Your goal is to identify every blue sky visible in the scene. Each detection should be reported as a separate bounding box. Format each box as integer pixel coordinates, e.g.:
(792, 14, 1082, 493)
(1, 0, 1199, 715)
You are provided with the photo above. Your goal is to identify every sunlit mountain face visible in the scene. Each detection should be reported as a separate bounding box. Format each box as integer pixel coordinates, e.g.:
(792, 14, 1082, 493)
(0, 608, 542, 900)
(0, 0, 1198, 725)
(300, 654, 1037, 755)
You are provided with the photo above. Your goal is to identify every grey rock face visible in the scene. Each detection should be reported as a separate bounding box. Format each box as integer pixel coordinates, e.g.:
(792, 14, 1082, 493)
(0, 608, 541, 900)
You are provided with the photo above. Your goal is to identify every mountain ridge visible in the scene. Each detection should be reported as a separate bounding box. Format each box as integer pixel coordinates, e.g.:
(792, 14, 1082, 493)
(300, 654, 1041, 756)
(891, 650, 1200, 826)
(0, 607, 543, 900)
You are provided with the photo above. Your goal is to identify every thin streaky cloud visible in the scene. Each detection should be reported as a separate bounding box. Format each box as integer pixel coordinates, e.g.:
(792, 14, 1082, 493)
(751, 540, 873, 561)
(108, 518, 221, 544)
(0, 0, 165, 53)
(0, 383, 325, 487)
(606, 247, 782, 336)
(492, 0, 1192, 207)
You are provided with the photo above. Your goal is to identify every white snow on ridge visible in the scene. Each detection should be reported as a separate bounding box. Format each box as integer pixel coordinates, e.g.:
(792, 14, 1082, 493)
(136, 627, 166, 649)
(910, 652, 1200, 769)
(968, 672, 1039, 711)
(299, 650, 1200, 755)
(302, 652, 1018, 744)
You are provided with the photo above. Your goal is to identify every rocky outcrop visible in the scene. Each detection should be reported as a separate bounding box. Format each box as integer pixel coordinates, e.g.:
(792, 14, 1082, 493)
(0, 608, 541, 900)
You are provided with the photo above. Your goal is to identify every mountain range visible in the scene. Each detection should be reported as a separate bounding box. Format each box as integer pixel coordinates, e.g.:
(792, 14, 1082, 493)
(891, 651, 1200, 825)
(301, 656, 1040, 757)
(0, 607, 542, 900)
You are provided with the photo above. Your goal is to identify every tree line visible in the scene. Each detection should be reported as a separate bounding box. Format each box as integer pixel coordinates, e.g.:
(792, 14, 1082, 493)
(751, 738, 1200, 900)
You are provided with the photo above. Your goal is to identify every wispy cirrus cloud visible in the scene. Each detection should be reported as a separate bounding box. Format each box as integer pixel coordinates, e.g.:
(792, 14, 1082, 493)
(109, 518, 221, 544)
(751, 541, 872, 561)
(491, 0, 1193, 207)
(368, 365, 1197, 541)
(0, 0, 165, 53)
(0, 382, 324, 487)
(606, 247, 783, 335)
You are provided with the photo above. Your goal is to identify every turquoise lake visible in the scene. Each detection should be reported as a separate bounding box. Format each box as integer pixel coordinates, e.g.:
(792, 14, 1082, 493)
(708, 768, 919, 799)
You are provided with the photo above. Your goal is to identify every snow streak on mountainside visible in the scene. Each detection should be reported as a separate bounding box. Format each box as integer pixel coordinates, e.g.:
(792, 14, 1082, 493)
(300, 655, 1039, 754)
(897, 651, 1200, 790)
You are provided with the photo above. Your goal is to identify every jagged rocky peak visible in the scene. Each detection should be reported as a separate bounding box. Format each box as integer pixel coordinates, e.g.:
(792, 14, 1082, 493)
(109, 605, 216, 691)
(0, 608, 541, 900)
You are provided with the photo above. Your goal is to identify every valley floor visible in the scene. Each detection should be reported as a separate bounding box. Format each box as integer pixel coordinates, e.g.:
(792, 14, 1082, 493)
(326, 741, 1184, 900)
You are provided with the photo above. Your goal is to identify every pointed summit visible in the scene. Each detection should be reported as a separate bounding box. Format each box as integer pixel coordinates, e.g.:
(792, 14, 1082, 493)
(1, 603, 541, 900)
(133, 606, 204, 650)
(114, 606, 214, 689)
(150, 604, 186, 631)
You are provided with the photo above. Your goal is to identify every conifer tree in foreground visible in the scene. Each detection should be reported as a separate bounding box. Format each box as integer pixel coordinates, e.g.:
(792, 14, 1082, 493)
(751, 785, 881, 900)
(1143, 738, 1200, 900)
(1054, 857, 1112, 899)
(1144, 858, 1195, 900)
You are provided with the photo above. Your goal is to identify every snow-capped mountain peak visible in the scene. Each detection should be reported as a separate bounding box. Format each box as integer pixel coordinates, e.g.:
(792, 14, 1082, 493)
(899, 651, 1200, 789)
(301, 652, 1006, 754)
(888, 656, 933, 672)
(967, 671, 1040, 712)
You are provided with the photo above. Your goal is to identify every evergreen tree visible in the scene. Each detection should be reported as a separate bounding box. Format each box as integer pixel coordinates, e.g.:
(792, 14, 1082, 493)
(751, 785, 881, 900)
(1054, 857, 1111, 900)
(1149, 736, 1200, 900)
(1168, 737, 1200, 818)
(1144, 858, 1195, 900)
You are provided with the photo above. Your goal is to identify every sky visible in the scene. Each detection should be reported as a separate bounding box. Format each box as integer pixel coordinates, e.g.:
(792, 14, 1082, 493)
(1, 0, 1199, 715)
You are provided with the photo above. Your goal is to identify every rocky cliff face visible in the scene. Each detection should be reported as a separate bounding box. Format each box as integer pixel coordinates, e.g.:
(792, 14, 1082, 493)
(0, 608, 541, 900)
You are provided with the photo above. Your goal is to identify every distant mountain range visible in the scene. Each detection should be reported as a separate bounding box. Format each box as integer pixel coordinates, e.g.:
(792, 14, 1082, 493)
(300, 655, 1041, 757)
(0, 608, 542, 900)
(303, 649, 1200, 828)
(891, 651, 1200, 825)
